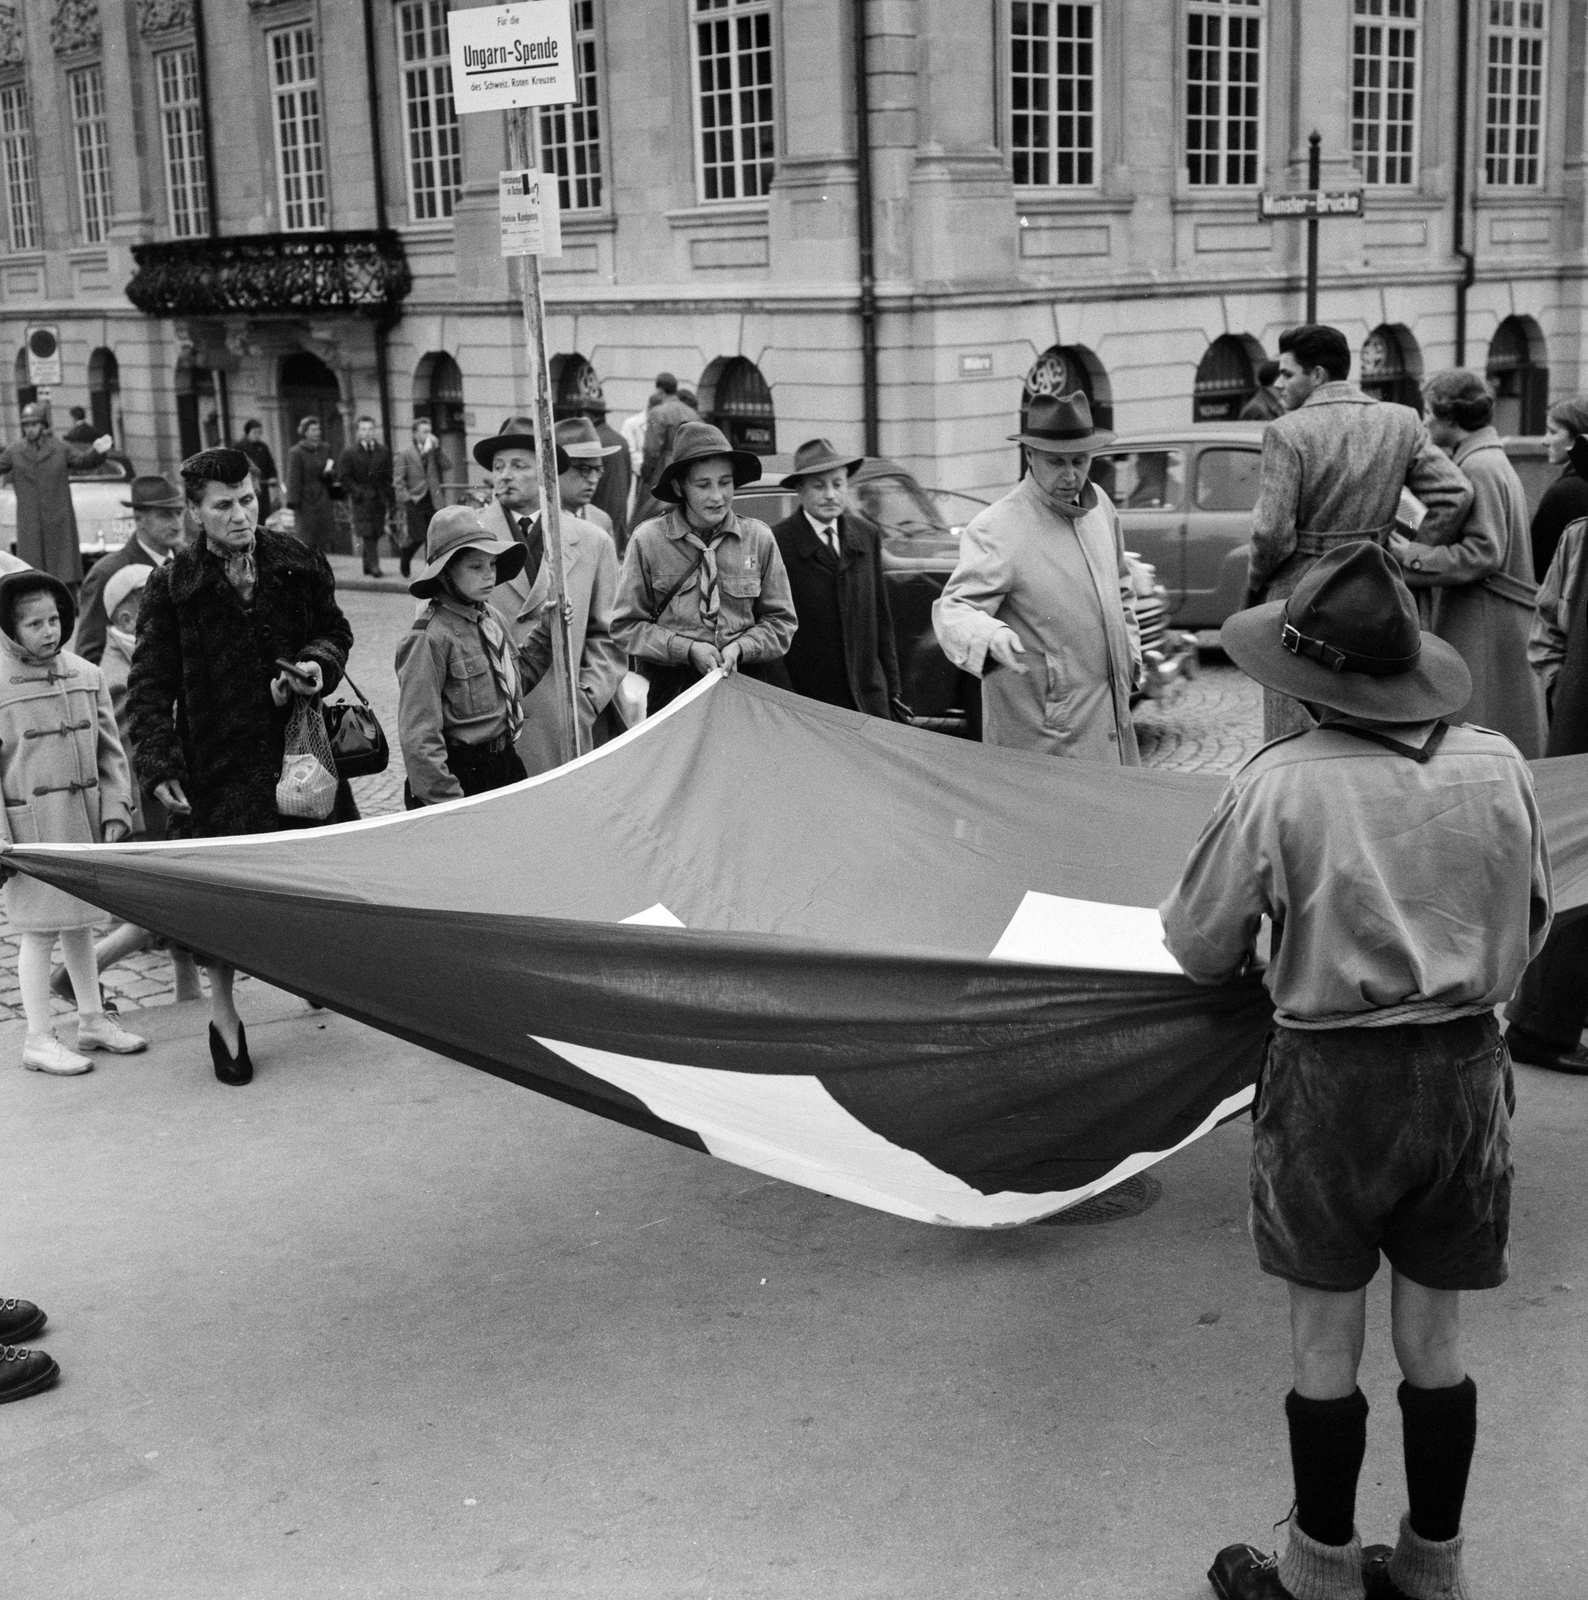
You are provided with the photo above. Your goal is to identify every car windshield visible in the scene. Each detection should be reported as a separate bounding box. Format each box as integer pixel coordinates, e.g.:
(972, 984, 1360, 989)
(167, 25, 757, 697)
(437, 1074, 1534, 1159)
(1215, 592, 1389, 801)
(68, 458, 131, 481)
(855, 474, 947, 538)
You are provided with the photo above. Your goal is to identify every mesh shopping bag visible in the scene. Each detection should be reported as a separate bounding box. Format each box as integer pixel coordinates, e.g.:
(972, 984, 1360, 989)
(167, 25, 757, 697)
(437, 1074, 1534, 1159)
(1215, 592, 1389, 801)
(275, 694, 340, 821)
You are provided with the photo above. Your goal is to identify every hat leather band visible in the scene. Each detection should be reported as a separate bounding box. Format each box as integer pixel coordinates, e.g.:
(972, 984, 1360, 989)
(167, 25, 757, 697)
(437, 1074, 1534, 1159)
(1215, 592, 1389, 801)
(1280, 621, 1420, 677)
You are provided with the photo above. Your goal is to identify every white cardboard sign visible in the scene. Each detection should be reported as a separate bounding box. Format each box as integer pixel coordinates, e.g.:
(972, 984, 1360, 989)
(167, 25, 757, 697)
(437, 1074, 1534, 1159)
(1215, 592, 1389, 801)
(499, 168, 562, 258)
(450, 1, 576, 114)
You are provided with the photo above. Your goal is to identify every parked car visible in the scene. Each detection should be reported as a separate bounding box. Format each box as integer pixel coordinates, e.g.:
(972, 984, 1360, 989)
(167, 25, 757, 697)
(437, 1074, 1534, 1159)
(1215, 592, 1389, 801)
(1087, 423, 1267, 631)
(0, 454, 138, 568)
(735, 456, 1194, 737)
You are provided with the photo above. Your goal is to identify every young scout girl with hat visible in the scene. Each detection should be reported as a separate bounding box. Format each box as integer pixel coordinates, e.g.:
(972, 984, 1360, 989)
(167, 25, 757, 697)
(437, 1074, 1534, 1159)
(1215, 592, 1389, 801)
(0, 571, 147, 1074)
(396, 505, 554, 806)
(1159, 542, 1551, 1600)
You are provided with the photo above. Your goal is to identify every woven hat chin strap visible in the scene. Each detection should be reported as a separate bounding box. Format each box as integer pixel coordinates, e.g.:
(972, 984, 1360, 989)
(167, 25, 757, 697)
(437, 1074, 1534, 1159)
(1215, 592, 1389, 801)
(1280, 619, 1420, 677)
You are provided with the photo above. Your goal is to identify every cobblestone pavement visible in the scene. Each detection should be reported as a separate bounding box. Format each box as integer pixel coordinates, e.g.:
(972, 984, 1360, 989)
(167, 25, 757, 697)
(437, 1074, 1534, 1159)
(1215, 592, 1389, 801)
(0, 602, 1260, 1024)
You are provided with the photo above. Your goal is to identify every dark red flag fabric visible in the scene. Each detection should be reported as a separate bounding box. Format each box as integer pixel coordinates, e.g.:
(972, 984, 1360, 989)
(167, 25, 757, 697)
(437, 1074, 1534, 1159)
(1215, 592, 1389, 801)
(5, 674, 1584, 1226)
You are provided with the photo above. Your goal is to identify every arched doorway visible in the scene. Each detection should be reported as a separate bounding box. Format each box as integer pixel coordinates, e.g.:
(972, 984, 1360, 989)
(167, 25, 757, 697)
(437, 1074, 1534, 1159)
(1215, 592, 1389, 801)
(549, 352, 605, 422)
(1193, 334, 1266, 421)
(175, 356, 221, 459)
(413, 351, 465, 501)
(1359, 325, 1423, 412)
(698, 356, 776, 454)
(14, 349, 36, 416)
(1487, 316, 1549, 435)
(89, 347, 120, 441)
(1021, 344, 1113, 433)
(278, 351, 344, 457)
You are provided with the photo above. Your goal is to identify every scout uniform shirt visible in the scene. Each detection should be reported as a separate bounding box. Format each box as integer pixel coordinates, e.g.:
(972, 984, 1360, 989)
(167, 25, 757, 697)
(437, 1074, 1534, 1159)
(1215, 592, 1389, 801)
(1158, 721, 1551, 1028)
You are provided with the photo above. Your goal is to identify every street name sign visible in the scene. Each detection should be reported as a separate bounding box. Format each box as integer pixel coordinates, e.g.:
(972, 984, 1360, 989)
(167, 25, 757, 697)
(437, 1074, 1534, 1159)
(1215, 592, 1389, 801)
(499, 168, 563, 257)
(449, 0, 575, 113)
(25, 325, 61, 387)
(1257, 188, 1365, 221)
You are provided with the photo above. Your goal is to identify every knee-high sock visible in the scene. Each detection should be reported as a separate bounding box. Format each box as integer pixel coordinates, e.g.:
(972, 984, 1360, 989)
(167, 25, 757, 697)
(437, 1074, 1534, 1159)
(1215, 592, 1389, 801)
(58, 927, 102, 1015)
(1400, 1377, 1477, 1544)
(1286, 1388, 1370, 1547)
(17, 931, 56, 1034)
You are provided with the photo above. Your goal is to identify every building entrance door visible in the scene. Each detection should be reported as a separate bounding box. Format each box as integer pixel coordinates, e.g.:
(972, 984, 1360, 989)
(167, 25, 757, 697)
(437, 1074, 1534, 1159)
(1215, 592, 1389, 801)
(279, 351, 345, 458)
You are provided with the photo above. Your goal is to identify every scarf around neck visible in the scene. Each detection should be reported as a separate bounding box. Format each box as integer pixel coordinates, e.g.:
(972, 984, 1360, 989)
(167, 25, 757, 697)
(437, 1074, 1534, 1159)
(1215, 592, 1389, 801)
(207, 534, 258, 603)
(1031, 475, 1099, 522)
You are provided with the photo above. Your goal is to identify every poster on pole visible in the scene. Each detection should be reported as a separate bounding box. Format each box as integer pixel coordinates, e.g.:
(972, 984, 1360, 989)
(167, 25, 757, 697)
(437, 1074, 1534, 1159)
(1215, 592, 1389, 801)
(449, 0, 576, 113)
(499, 168, 563, 258)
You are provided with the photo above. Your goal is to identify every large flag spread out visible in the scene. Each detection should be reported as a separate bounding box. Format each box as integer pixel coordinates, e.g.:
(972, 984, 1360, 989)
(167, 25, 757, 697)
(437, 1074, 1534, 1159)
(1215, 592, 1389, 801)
(7, 674, 1586, 1227)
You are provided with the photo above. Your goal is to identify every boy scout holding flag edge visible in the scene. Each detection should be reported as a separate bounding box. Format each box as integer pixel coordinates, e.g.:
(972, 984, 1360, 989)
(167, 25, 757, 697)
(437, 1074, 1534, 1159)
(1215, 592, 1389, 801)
(1159, 543, 1551, 1600)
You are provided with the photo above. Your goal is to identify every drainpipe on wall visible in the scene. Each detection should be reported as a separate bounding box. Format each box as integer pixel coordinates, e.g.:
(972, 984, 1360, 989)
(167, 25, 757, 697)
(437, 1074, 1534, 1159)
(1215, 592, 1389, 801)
(1452, 0, 1475, 365)
(362, 0, 396, 447)
(191, 0, 231, 441)
(852, 0, 880, 457)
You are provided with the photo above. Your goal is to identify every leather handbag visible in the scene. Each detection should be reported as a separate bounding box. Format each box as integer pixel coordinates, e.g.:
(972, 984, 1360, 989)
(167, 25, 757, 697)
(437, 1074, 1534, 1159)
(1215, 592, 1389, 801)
(321, 672, 389, 779)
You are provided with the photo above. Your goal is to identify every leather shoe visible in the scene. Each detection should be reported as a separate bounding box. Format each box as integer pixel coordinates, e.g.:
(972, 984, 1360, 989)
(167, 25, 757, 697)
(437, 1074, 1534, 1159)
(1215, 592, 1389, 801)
(1208, 1544, 1296, 1599)
(1361, 1544, 1411, 1600)
(0, 1345, 59, 1404)
(209, 1021, 253, 1086)
(0, 1298, 45, 1343)
(1506, 1024, 1588, 1075)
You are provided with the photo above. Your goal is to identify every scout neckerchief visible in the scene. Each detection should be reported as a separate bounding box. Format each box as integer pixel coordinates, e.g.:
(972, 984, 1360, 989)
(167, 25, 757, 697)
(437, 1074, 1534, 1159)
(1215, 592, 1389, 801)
(1322, 719, 1449, 763)
(679, 517, 730, 621)
(474, 604, 523, 743)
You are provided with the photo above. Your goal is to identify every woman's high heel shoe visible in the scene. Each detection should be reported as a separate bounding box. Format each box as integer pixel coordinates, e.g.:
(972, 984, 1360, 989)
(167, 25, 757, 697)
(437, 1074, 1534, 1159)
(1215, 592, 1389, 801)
(209, 1022, 253, 1086)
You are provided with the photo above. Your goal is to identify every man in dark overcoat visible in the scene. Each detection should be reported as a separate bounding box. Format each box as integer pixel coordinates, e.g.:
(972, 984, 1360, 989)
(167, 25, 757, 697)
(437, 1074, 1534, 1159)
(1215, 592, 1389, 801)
(0, 403, 112, 584)
(74, 473, 189, 663)
(634, 374, 699, 528)
(582, 400, 632, 552)
(771, 438, 904, 721)
(336, 415, 396, 577)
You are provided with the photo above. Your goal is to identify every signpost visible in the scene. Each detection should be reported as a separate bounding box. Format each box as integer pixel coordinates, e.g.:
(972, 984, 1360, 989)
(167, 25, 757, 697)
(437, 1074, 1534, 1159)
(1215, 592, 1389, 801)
(450, 0, 583, 766)
(1257, 132, 1364, 323)
(25, 325, 62, 388)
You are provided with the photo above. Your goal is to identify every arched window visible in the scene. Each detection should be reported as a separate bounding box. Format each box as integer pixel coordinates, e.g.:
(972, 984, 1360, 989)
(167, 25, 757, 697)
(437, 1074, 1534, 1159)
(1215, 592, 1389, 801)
(1021, 344, 1113, 432)
(175, 356, 220, 459)
(1486, 316, 1548, 436)
(1358, 325, 1424, 413)
(88, 347, 120, 440)
(413, 351, 466, 499)
(14, 348, 36, 415)
(549, 352, 605, 422)
(278, 350, 344, 458)
(1193, 334, 1266, 421)
(698, 356, 776, 454)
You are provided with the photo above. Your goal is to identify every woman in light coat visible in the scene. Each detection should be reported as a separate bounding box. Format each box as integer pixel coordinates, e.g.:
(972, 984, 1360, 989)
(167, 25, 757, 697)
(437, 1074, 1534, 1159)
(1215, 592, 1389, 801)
(1389, 369, 1547, 756)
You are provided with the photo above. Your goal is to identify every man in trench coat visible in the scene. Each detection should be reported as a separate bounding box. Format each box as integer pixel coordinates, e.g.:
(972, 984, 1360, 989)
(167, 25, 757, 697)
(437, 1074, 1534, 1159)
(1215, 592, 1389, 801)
(336, 415, 396, 577)
(0, 403, 113, 584)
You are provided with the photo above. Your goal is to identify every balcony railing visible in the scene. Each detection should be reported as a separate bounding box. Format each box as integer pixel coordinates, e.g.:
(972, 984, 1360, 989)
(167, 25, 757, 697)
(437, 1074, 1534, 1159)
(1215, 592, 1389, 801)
(127, 231, 413, 318)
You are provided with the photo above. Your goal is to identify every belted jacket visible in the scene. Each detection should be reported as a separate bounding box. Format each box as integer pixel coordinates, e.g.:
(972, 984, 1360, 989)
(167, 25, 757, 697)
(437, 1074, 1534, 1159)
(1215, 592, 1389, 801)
(0, 632, 133, 930)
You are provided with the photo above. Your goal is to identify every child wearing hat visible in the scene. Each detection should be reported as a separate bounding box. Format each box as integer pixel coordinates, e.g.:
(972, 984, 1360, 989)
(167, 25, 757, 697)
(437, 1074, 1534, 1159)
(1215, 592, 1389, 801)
(396, 505, 555, 805)
(0, 571, 148, 1074)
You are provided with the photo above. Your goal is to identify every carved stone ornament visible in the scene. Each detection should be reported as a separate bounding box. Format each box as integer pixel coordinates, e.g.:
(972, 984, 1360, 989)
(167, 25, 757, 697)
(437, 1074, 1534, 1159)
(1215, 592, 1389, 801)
(0, 5, 23, 67)
(50, 0, 102, 54)
(137, 0, 193, 35)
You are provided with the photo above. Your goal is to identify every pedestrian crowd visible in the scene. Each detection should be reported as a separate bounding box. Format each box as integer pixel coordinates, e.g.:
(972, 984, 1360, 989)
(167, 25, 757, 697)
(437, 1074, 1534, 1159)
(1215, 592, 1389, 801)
(1, 345, 1585, 1600)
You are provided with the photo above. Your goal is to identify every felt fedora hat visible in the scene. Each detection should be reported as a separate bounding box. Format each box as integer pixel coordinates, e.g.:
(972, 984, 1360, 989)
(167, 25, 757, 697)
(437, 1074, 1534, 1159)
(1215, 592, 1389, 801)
(1008, 391, 1116, 454)
(473, 415, 539, 472)
(554, 415, 621, 473)
(782, 437, 865, 486)
(1222, 541, 1471, 722)
(121, 473, 185, 511)
(652, 421, 763, 505)
(408, 504, 527, 599)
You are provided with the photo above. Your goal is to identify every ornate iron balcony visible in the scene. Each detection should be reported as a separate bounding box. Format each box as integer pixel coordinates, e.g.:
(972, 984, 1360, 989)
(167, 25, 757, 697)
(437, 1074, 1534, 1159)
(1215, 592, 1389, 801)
(127, 231, 413, 318)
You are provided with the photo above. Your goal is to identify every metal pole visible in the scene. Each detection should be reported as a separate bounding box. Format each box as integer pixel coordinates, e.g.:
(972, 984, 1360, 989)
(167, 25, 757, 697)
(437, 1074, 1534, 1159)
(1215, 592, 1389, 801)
(1452, 0, 1473, 365)
(362, 0, 395, 448)
(1305, 131, 1321, 323)
(852, 0, 879, 457)
(507, 107, 583, 766)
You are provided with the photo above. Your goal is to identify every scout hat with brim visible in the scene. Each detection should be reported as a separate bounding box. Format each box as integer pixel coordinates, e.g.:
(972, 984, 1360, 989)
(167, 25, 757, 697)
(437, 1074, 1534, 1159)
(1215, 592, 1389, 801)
(1221, 540, 1471, 722)
(554, 415, 622, 474)
(473, 415, 539, 472)
(1008, 391, 1115, 454)
(782, 437, 865, 486)
(652, 421, 763, 505)
(408, 504, 527, 599)
(121, 473, 185, 511)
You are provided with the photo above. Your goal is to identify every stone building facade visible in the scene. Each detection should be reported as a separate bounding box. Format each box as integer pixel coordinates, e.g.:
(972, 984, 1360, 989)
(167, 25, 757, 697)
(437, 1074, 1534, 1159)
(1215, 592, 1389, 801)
(0, 0, 1583, 507)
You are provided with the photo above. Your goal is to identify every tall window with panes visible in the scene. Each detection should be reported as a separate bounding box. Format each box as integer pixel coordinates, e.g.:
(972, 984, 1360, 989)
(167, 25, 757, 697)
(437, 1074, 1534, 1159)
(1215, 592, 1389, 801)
(0, 82, 40, 252)
(157, 46, 210, 237)
(69, 65, 112, 243)
(1350, 2, 1418, 185)
(538, 0, 603, 210)
(397, 0, 462, 221)
(1009, 2, 1096, 187)
(1185, 0, 1264, 186)
(1484, 0, 1546, 185)
(269, 24, 328, 231)
(692, 0, 775, 203)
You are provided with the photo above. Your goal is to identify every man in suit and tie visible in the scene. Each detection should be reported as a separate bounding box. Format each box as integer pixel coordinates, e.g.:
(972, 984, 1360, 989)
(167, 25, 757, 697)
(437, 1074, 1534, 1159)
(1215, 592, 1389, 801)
(770, 439, 906, 721)
(74, 473, 188, 664)
(473, 418, 625, 773)
(393, 415, 449, 578)
(337, 414, 396, 577)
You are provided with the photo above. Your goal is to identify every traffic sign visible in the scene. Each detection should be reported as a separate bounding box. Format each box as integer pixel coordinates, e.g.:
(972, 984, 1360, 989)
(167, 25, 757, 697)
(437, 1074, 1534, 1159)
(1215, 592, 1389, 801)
(25, 325, 61, 386)
(1257, 188, 1364, 221)
(499, 168, 562, 258)
(449, 1, 575, 114)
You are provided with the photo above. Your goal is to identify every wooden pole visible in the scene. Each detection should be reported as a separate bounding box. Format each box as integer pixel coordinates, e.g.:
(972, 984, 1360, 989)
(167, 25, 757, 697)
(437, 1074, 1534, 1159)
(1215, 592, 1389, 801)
(507, 106, 582, 766)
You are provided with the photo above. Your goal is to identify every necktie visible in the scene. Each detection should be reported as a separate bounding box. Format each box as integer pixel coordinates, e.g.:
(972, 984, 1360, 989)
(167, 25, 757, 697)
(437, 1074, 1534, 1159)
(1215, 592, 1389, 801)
(823, 524, 840, 556)
(476, 607, 523, 742)
(681, 528, 727, 620)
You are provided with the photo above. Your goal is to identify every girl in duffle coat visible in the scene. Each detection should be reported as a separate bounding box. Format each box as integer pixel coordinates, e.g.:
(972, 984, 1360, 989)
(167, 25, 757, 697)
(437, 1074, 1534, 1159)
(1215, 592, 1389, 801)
(0, 570, 147, 1075)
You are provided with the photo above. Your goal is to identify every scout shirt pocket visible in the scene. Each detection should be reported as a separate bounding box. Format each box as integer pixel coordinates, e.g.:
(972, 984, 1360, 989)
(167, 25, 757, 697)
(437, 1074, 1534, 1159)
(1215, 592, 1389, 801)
(648, 551, 709, 636)
(446, 655, 498, 720)
(718, 569, 762, 636)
